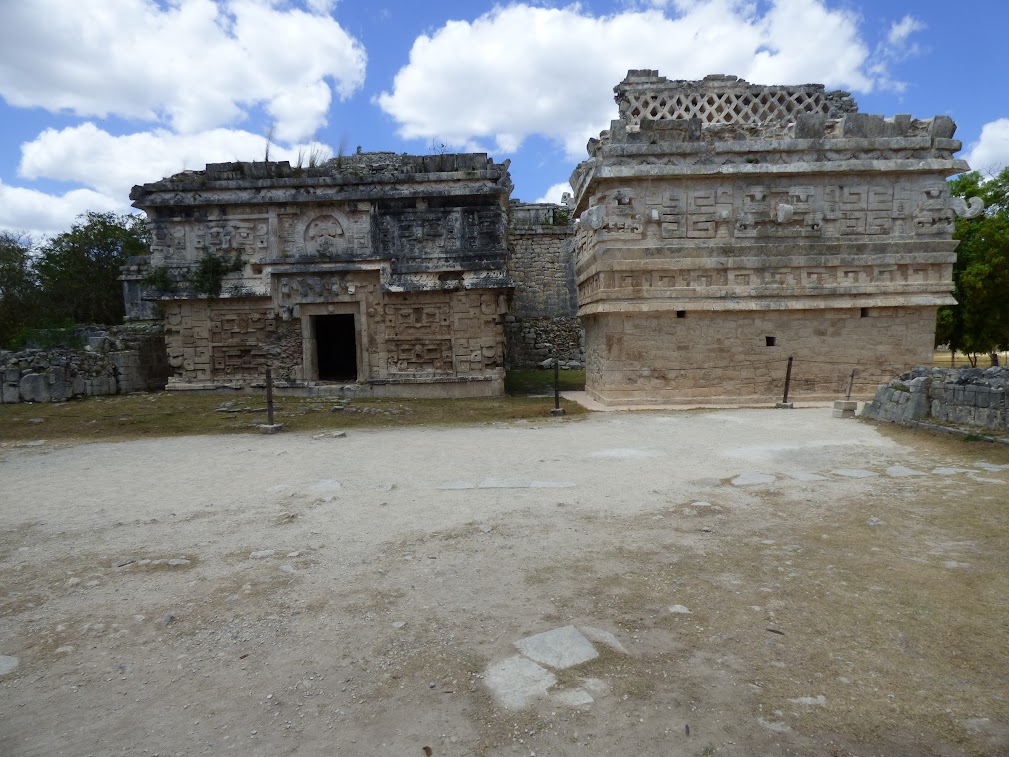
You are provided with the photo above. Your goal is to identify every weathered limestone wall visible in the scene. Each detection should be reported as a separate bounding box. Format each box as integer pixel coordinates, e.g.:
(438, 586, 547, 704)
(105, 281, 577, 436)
(861, 367, 1009, 431)
(163, 287, 506, 394)
(584, 306, 936, 405)
(506, 203, 583, 367)
(0, 329, 169, 403)
(131, 153, 512, 397)
(570, 71, 979, 405)
(163, 298, 302, 386)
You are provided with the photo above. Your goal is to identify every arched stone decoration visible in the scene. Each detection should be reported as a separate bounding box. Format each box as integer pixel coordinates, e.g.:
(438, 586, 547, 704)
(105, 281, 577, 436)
(304, 214, 345, 256)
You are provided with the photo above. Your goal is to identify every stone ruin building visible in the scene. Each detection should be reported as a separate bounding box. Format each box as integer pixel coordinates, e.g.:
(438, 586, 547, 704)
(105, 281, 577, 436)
(124, 71, 980, 404)
(570, 71, 980, 405)
(127, 154, 522, 397)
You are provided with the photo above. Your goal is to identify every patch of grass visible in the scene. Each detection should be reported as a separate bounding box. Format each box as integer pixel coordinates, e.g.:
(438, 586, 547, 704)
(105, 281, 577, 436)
(505, 368, 585, 395)
(0, 391, 587, 444)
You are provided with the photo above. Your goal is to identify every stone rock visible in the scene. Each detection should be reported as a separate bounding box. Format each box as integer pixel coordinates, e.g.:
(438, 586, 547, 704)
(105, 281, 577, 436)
(789, 695, 827, 706)
(249, 550, 275, 559)
(18, 373, 50, 403)
(167, 558, 191, 567)
(484, 655, 556, 710)
(831, 469, 877, 478)
(552, 688, 594, 707)
(0, 655, 19, 676)
(580, 626, 628, 655)
(731, 472, 776, 486)
(866, 517, 884, 527)
(159, 613, 177, 627)
(758, 718, 791, 733)
(513, 626, 599, 670)
(886, 466, 926, 477)
(669, 604, 691, 614)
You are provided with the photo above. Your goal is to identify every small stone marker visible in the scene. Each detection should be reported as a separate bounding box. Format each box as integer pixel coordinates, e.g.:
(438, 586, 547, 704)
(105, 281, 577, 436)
(832, 400, 857, 418)
(258, 423, 284, 434)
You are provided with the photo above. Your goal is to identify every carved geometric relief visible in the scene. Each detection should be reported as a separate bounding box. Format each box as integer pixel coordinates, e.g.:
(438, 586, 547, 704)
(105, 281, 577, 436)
(687, 187, 732, 238)
(304, 214, 345, 256)
(384, 303, 451, 337)
(388, 339, 453, 372)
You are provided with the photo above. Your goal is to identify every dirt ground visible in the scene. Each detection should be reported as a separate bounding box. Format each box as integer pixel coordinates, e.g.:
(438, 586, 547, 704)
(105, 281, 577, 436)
(1, 408, 1008, 756)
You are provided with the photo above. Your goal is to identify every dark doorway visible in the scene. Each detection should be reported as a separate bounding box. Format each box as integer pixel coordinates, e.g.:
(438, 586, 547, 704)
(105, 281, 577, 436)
(315, 314, 357, 381)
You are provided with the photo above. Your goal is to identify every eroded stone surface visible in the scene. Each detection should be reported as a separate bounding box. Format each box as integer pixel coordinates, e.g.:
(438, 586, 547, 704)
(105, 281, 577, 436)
(0, 656, 18, 676)
(484, 655, 556, 710)
(514, 626, 599, 670)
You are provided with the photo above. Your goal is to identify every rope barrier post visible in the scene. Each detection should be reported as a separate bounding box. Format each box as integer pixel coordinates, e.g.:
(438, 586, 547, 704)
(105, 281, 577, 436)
(549, 354, 566, 416)
(833, 368, 858, 419)
(775, 355, 794, 409)
(259, 367, 284, 433)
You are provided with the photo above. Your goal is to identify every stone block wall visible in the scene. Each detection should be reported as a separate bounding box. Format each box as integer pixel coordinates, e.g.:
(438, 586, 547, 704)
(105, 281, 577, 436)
(583, 306, 935, 405)
(506, 205, 583, 367)
(861, 366, 1009, 431)
(0, 328, 170, 403)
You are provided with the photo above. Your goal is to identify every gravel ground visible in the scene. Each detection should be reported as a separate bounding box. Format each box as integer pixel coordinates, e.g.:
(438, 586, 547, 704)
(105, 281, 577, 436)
(1, 408, 1007, 756)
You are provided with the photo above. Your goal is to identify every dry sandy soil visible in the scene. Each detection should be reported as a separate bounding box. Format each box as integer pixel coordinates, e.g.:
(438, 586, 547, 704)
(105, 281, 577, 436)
(1, 408, 1008, 756)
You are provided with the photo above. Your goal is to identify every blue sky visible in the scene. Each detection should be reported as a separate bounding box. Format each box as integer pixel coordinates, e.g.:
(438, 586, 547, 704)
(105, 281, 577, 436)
(1, 0, 1007, 237)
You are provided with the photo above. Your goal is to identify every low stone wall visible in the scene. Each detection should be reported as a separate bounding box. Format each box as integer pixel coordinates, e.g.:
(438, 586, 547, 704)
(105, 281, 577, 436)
(0, 326, 170, 403)
(861, 366, 1009, 431)
(505, 316, 584, 369)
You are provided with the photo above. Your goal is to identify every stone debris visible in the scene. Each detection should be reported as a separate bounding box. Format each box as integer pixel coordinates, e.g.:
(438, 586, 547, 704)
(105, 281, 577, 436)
(312, 431, 347, 440)
(279, 564, 297, 574)
(485, 625, 629, 710)
(0, 655, 19, 676)
(975, 462, 1009, 472)
(668, 605, 692, 614)
(933, 467, 974, 475)
(731, 472, 776, 486)
(831, 469, 878, 478)
(249, 550, 275, 559)
(866, 517, 884, 527)
(159, 613, 177, 627)
(514, 626, 599, 670)
(167, 558, 191, 567)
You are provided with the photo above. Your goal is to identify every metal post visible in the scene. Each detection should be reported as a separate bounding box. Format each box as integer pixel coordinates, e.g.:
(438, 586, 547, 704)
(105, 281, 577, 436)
(266, 367, 275, 426)
(846, 369, 856, 401)
(550, 355, 565, 416)
(776, 356, 794, 409)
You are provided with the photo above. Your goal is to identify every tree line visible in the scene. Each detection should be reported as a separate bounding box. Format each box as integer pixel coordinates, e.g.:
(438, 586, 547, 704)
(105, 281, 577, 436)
(937, 168, 1009, 366)
(0, 212, 150, 349)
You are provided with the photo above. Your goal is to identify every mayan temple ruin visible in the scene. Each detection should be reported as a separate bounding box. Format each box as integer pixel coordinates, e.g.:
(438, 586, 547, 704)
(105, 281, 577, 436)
(570, 71, 980, 405)
(124, 71, 980, 403)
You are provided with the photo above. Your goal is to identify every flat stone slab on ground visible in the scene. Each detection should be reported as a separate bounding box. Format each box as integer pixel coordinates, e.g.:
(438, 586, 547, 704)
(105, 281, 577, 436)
(788, 471, 828, 481)
(933, 467, 974, 475)
(580, 626, 628, 654)
(484, 655, 556, 710)
(732, 472, 776, 486)
(0, 655, 19, 676)
(886, 466, 927, 477)
(831, 469, 878, 478)
(513, 625, 599, 670)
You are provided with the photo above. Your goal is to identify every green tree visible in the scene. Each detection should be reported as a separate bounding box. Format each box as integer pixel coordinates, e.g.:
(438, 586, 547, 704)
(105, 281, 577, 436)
(0, 231, 38, 347)
(34, 212, 151, 326)
(936, 169, 1009, 365)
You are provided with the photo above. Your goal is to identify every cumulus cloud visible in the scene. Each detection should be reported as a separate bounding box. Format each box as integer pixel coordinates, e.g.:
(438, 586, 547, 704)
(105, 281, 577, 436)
(377, 0, 905, 159)
(0, 0, 366, 141)
(0, 181, 122, 238)
(535, 182, 573, 204)
(964, 119, 1009, 175)
(19, 123, 333, 201)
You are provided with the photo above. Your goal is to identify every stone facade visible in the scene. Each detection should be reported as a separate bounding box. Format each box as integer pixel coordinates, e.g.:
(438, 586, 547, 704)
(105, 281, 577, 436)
(129, 154, 512, 397)
(505, 203, 583, 367)
(570, 72, 982, 405)
(862, 367, 1009, 432)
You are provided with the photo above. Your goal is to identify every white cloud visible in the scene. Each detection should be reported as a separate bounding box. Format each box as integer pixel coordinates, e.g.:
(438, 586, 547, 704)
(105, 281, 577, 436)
(887, 15, 925, 48)
(0, 0, 366, 141)
(535, 182, 573, 204)
(0, 181, 122, 238)
(19, 123, 334, 200)
(964, 119, 1009, 175)
(9, 124, 333, 235)
(377, 0, 897, 159)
